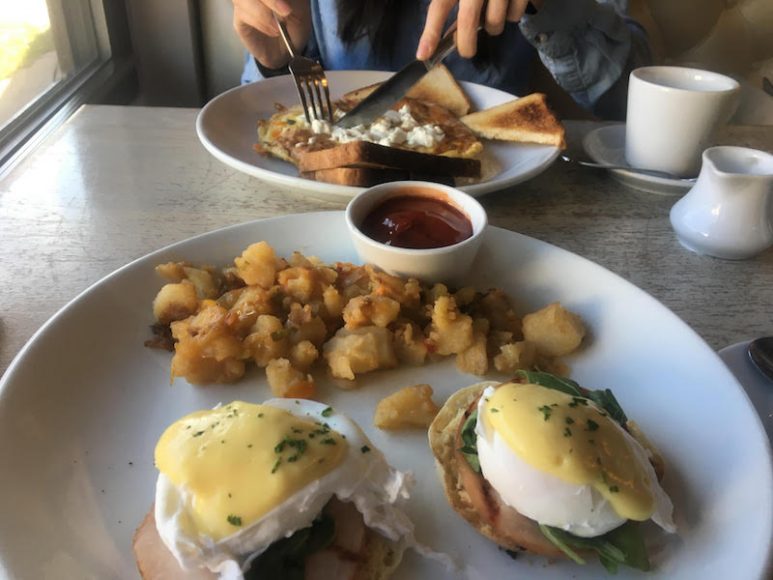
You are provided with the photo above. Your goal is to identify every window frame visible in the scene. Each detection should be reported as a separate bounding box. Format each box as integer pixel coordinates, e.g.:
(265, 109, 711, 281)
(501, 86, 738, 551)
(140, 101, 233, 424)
(0, 0, 137, 177)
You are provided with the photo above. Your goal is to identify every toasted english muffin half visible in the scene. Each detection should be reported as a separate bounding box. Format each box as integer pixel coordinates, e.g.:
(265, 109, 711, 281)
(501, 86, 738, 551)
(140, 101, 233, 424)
(133, 502, 407, 580)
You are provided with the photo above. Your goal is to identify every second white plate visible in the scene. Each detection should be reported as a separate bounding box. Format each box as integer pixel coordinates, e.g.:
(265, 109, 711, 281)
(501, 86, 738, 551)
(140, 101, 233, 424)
(196, 71, 560, 199)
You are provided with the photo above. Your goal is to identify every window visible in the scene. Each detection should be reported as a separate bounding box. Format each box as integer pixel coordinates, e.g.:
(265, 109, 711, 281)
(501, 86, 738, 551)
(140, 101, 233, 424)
(0, 0, 135, 172)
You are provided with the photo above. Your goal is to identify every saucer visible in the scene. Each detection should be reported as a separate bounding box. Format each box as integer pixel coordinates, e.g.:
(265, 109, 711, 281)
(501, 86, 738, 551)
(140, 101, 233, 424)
(718, 340, 773, 443)
(582, 124, 694, 195)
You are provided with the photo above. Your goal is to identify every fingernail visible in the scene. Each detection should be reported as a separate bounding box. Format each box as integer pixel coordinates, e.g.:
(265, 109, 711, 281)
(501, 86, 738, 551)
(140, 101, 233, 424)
(416, 41, 429, 60)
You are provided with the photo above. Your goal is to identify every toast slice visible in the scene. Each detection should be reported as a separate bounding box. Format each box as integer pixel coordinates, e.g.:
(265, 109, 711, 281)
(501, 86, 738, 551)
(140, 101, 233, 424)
(340, 64, 472, 117)
(302, 167, 455, 187)
(461, 93, 566, 149)
(294, 141, 481, 177)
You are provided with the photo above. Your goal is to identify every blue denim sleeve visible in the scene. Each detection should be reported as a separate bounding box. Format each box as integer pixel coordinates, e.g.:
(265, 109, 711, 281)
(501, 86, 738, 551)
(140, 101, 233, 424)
(519, 0, 651, 117)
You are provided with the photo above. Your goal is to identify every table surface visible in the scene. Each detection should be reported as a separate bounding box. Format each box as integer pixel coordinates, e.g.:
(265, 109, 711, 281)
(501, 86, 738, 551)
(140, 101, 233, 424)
(1, 105, 772, 379)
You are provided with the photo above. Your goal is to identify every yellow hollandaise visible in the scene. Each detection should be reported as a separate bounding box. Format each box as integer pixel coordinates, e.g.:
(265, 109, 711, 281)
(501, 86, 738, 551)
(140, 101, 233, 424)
(155, 402, 348, 540)
(153, 399, 413, 577)
(475, 382, 675, 538)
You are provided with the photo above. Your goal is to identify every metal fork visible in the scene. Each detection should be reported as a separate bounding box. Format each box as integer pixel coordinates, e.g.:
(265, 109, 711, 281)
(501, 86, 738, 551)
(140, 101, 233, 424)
(272, 12, 333, 123)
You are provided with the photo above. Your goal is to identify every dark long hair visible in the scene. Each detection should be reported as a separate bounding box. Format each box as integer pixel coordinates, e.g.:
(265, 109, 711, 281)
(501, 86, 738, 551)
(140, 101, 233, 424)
(335, 0, 498, 68)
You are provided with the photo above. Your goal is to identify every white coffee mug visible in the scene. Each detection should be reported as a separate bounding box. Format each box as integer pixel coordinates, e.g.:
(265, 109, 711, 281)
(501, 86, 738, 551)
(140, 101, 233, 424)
(625, 66, 740, 177)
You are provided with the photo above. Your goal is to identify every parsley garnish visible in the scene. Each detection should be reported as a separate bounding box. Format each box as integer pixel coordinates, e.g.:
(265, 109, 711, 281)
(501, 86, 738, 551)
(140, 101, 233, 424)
(609, 485, 620, 493)
(586, 419, 599, 432)
(321, 407, 333, 417)
(320, 437, 336, 445)
(192, 431, 205, 437)
(227, 514, 242, 526)
(538, 405, 553, 421)
(490, 408, 500, 413)
(563, 427, 573, 437)
(361, 445, 371, 454)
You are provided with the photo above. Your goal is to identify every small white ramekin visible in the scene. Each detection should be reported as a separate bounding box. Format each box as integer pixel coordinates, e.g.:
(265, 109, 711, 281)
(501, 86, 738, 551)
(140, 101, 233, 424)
(344, 181, 488, 284)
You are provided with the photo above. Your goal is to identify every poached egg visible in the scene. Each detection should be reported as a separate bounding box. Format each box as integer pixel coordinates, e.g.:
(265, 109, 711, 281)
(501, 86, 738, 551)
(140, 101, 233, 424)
(153, 399, 413, 578)
(474, 383, 676, 538)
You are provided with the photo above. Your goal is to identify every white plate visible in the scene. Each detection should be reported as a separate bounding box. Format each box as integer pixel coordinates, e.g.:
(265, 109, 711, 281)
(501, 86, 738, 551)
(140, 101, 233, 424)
(196, 71, 560, 199)
(583, 124, 694, 195)
(1, 212, 771, 579)
(719, 340, 773, 442)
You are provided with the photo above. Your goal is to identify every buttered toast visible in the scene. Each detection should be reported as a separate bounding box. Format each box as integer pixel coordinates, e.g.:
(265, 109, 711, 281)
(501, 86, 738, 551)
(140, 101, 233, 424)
(461, 93, 566, 149)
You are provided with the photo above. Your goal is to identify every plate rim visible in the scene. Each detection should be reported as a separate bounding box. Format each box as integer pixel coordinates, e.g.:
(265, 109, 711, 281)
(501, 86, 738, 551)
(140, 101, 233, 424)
(195, 71, 560, 200)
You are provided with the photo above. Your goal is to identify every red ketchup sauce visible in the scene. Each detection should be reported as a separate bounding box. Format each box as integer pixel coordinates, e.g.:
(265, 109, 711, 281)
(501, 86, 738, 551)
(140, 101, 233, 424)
(360, 194, 473, 249)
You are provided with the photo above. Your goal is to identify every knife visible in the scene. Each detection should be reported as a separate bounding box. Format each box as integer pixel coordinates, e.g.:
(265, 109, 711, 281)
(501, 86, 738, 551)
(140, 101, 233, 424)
(335, 23, 461, 129)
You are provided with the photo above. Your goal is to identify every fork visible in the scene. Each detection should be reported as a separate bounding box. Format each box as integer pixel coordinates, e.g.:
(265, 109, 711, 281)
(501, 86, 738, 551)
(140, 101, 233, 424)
(272, 12, 333, 124)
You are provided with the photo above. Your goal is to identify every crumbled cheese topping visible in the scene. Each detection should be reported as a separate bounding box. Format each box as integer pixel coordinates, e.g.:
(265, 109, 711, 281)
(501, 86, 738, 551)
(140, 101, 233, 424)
(300, 105, 445, 149)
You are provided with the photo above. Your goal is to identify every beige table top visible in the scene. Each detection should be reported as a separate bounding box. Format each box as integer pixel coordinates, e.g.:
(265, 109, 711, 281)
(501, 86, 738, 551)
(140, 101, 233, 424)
(1, 104, 771, 378)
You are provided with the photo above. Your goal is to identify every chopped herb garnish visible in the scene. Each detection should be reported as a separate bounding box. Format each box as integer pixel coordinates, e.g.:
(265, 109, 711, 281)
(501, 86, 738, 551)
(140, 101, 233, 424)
(565, 417, 575, 425)
(271, 458, 282, 474)
(586, 419, 599, 432)
(227, 514, 242, 526)
(192, 431, 205, 437)
(257, 413, 264, 418)
(490, 408, 500, 413)
(247, 443, 253, 448)
(569, 397, 589, 408)
(609, 485, 620, 493)
(291, 427, 302, 434)
(563, 427, 573, 437)
(360, 445, 371, 454)
(538, 405, 553, 421)
(321, 407, 333, 417)
(320, 438, 336, 445)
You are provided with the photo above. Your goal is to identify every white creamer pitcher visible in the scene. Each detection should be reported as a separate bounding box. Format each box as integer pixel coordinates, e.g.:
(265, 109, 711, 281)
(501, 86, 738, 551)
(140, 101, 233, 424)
(670, 146, 773, 259)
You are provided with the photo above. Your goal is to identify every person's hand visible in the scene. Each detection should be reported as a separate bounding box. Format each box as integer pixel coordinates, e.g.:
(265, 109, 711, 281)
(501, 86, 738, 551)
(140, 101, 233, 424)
(417, 0, 544, 60)
(232, 0, 312, 69)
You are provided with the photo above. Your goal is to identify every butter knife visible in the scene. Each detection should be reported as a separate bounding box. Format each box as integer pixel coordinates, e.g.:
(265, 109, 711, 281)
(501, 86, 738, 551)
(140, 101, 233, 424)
(335, 23, 460, 129)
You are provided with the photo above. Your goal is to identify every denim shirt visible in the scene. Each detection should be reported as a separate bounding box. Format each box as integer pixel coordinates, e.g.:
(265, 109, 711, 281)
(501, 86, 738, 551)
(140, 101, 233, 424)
(241, 0, 650, 119)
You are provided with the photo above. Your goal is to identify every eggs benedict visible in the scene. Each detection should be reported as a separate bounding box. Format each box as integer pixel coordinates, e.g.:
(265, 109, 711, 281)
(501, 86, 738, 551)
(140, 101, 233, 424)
(428, 370, 676, 573)
(133, 399, 414, 579)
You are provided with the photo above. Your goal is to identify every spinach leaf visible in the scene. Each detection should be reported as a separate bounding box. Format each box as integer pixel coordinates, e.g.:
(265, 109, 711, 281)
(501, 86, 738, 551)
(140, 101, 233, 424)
(244, 512, 336, 579)
(539, 522, 650, 573)
(458, 410, 481, 473)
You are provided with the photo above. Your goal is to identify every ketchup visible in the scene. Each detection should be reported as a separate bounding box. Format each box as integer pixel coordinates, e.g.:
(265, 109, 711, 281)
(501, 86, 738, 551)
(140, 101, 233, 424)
(360, 194, 473, 249)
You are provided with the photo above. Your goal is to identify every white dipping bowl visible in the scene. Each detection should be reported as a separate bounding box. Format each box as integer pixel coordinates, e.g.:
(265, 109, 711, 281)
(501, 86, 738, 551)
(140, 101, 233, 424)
(345, 181, 488, 285)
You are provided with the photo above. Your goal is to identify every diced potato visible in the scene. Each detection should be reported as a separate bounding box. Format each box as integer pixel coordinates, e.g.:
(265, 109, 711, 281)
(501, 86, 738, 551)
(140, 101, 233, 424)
(266, 358, 316, 398)
(343, 295, 401, 329)
(169, 304, 245, 384)
(182, 266, 219, 299)
(243, 314, 289, 367)
(289, 340, 319, 371)
(477, 288, 522, 335)
(427, 295, 473, 356)
(234, 241, 280, 288)
(493, 340, 537, 373)
(153, 281, 199, 324)
(456, 318, 490, 375)
(323, 326, 397, 380)
(522, 302, 585, 357)
(392, 321, 428, 365)
(286, 303, 328, 346)
(374, 384, 440, 430)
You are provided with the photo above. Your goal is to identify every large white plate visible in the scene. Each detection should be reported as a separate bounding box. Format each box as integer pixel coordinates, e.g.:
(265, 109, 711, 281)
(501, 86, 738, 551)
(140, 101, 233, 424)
(196, 71, 560, 199)
(1, 212, 771, 579)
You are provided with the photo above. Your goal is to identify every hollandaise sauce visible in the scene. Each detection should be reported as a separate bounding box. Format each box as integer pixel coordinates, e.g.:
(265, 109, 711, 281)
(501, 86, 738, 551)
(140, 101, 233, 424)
(155, 401, 348, 540)
(482, 383, 654, 522)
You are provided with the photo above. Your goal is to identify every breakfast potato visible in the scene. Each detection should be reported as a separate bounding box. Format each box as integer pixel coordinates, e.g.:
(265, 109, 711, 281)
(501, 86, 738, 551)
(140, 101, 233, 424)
(493, 340, 537, 373)
(428, 295, 473, 356)
(243, 314, 289, 367)
(153, 281, 199, 325)
(456, 318, 490, 375)
(343, 295, 401, 329)
(234, 241, 283, 288)
(374, 384, 440, 429)
(170, 304, 245, 384)
(266, 357, 316, 398)
(392, 320, 428, 366)
(286, 303, 328, 347)
(323, 326, 397, 381)
(522, 302, 586, 357)
(289, 340, 319, 371)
